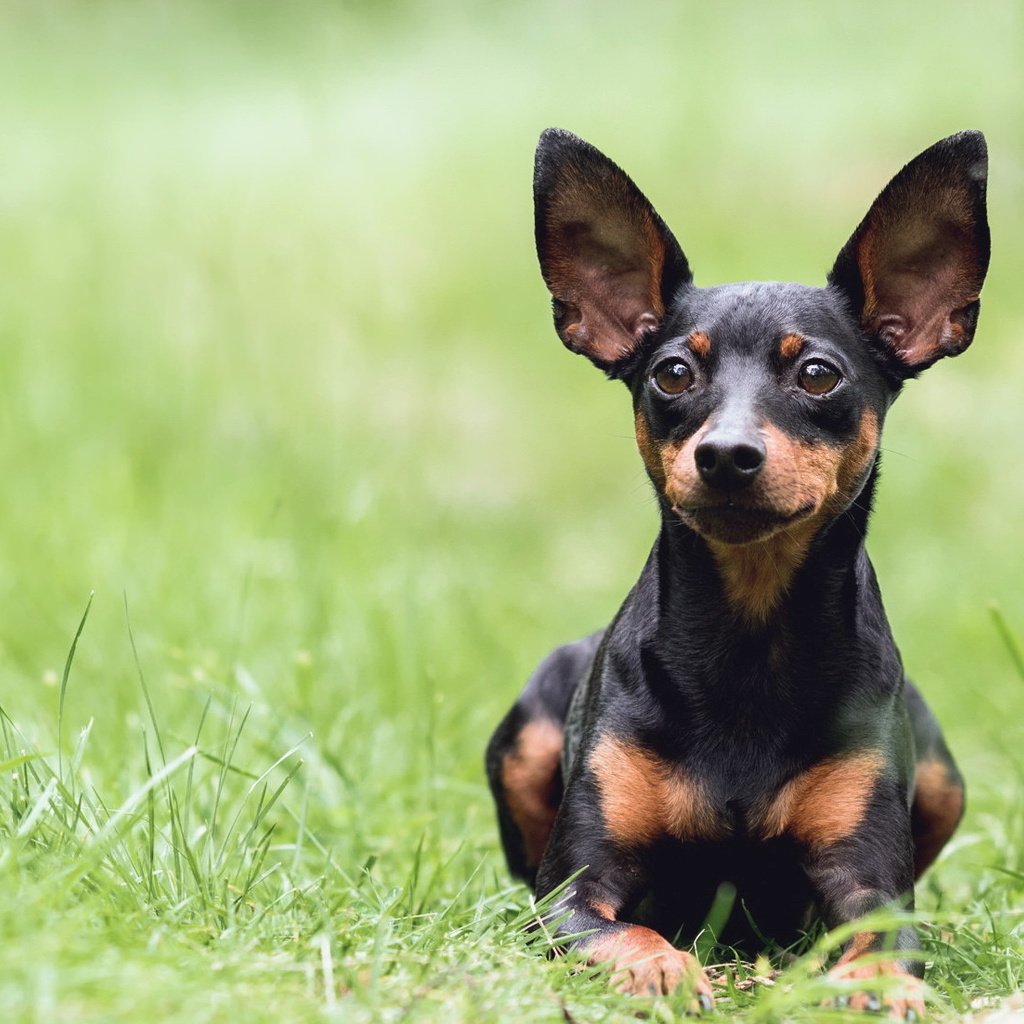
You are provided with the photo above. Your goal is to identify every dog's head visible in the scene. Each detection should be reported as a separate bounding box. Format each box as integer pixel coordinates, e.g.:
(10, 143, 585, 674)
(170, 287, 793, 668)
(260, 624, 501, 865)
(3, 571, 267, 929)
(533, 129, 989, 550)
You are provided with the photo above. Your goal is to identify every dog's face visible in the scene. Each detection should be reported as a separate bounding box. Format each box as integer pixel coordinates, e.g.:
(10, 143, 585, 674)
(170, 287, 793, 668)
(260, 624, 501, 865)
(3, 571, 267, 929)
(632, 282, 886, 546)
(534, 129, 989, 549)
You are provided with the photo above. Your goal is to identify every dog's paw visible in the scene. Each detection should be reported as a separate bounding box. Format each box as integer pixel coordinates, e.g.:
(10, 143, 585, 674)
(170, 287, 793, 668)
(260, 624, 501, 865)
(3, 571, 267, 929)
(826, 960, 925, 1020)
(585, 925, 715, 1011)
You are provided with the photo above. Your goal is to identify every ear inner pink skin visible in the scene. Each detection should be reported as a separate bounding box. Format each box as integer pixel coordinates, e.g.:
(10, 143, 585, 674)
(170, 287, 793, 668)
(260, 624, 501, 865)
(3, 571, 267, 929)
(831, 133, 989, 371)
(534, 129, 690, 369)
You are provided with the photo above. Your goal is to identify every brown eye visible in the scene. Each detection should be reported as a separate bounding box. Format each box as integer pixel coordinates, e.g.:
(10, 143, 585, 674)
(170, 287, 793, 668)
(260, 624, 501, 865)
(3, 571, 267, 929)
(797, 360, 841, 396)
(653, 359, 694, 395)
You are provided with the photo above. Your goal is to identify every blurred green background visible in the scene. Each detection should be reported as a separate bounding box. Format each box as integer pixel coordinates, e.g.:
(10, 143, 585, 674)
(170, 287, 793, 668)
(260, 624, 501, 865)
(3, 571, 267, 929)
(0, 2, 1021, 1020)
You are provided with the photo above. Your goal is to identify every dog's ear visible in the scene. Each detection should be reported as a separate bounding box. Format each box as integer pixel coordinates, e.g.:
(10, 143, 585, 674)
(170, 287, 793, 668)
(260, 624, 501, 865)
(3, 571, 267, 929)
(534, 129, 692, 374)
(829, 131, 990, 375)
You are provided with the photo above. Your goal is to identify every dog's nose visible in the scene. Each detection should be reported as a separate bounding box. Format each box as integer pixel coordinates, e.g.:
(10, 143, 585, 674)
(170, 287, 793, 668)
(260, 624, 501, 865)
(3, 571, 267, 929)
(694, 434, 766, 491)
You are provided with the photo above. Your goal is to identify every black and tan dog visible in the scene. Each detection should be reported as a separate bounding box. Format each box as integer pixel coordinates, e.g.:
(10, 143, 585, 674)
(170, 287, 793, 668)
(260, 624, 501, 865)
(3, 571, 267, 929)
(486, 129, 989, 1017)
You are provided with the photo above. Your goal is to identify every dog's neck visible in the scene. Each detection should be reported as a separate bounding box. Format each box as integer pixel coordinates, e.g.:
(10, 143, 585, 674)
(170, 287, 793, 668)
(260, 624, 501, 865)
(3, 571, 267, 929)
(652, 464, 881, 639)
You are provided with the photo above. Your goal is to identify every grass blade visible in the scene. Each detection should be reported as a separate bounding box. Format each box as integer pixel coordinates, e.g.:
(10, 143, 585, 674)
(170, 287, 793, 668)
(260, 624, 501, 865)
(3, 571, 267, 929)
(57, 592, 94, 783)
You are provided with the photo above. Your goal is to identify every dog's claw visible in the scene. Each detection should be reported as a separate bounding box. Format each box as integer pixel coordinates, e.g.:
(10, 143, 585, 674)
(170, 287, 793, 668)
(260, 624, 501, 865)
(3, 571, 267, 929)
(685, 992, 713, 1018)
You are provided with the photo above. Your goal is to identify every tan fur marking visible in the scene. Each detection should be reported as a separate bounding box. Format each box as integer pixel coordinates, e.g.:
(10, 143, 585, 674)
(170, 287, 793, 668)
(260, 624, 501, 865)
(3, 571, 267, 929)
(659, 430, 700, 496)
(634, 411, 667, 489)
(826, 410, 879, 515)
(778, 333, 805, 359)
(588, 735, 720, 846)
(911, 757, 964, 877)
(857, 228, 880, 323)
(758, 750, 885, 848)
(501, 719, 564, 868)
(834, 929, 878, 967)
(828, 956, 926, 1018)
(643, 217, 668, 318)
(585, 925, 715, 1001)
(707, 527, 818, 625)
(688, 330, 712, 358)
(828, 893, 927, 1014)
(640, 402, 879, 624)
(701, 411, 879, 623)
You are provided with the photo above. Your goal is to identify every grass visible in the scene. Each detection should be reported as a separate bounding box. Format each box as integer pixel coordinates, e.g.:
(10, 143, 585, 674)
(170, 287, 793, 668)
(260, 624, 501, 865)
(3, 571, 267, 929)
(0, 1, 1022, 1020)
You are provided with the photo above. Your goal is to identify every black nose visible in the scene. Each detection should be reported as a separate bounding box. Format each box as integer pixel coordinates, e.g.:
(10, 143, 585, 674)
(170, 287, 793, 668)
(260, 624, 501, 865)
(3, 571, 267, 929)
(694, 434, 766, 491)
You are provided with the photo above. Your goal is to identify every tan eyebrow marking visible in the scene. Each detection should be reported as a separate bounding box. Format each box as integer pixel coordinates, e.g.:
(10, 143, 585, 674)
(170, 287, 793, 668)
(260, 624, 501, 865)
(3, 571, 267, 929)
(687, 330, 711, 358)
(778, 333, 806, 359)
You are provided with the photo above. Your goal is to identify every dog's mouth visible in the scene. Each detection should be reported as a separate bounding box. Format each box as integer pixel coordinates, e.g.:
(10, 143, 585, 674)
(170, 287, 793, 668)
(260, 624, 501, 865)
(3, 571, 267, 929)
(672, 500, 816, 545)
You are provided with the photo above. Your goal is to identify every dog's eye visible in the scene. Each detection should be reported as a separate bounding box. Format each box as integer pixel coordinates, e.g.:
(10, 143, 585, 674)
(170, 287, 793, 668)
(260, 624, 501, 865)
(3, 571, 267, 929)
(797, 360, 842, 396)
(653, 360, 694, 396)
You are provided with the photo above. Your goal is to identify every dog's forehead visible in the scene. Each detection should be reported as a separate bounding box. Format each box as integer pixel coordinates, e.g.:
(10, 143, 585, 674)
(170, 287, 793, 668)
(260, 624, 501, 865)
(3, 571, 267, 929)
(662, 282, 858, 352)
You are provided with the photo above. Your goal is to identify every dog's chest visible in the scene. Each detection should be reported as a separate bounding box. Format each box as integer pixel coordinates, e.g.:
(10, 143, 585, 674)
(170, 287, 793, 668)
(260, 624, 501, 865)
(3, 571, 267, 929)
(586, 732, 883, 850)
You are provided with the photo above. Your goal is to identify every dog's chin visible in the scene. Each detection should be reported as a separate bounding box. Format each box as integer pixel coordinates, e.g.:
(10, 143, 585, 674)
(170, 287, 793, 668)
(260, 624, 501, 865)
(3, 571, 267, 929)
(672, 502, 816, 546)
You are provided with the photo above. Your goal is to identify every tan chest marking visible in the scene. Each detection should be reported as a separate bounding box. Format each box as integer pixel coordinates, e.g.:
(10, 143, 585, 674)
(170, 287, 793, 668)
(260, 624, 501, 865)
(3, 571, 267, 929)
(756, 750, 885, 848)
(588, 735, 722, 846)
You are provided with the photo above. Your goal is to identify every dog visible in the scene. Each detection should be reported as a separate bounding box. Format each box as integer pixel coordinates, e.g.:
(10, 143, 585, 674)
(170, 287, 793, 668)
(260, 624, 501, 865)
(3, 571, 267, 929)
(486, 128, 989, 1018)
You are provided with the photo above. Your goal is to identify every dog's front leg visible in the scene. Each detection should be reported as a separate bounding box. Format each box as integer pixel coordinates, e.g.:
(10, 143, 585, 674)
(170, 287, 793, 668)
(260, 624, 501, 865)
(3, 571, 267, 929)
(804, 806, 925, 1020)
(535, 776, 715, 1009)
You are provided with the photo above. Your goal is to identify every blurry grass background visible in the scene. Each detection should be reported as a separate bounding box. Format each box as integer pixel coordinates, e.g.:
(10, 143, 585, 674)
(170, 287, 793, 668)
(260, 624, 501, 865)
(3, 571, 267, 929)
(0, 1, 1022, 1021)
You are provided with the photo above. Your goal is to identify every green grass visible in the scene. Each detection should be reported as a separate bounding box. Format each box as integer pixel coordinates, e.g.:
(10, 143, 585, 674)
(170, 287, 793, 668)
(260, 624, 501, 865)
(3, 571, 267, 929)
(0, 2, 1022, 1020)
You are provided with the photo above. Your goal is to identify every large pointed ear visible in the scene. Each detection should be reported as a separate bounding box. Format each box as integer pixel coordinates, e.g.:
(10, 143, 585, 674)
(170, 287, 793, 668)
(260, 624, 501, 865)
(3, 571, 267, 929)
(534, 129, 692, 373)
(829, 131, 990, 375)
